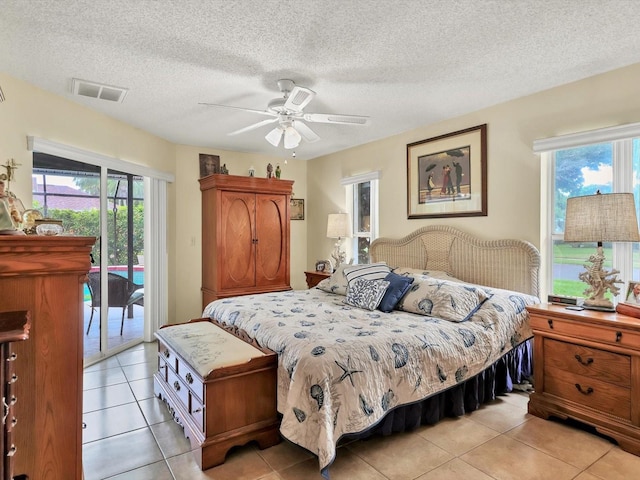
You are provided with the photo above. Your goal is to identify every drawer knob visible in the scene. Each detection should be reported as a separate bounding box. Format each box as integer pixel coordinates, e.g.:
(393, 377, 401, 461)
(574, 354, 593, 366)
(163, 349, 171, 358)
(173, 380, 181, 391)
(547, 319, 554, 329)
(185, 372, 194, 384)
(575, 384, 594, 395)
(616, 331, 622, 343)
(192, 407, 202, 413)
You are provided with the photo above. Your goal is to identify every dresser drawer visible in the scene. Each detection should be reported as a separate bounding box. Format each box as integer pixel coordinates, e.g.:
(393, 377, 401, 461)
(545, 368, 631, 420)
(166, 368, 190, 410)
(191, 395, 205, 432)
(544, 338, 631, 387)
(158, 340, 178, 370)
(176, 357, 204, 403)
(531, 314, 640, 349)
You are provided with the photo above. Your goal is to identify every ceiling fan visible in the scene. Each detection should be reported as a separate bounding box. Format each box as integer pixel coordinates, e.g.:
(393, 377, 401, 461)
(200, 79, 370, 149)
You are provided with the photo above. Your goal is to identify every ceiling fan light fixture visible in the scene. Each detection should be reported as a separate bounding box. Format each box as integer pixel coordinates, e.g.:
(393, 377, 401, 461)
(284, 126, 301, 149)
(265, 127, 283, 147)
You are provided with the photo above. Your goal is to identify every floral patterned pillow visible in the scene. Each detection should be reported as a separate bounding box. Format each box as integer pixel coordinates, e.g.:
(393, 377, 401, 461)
(397, 277, 490, 322)
(345, 278, 391, 311)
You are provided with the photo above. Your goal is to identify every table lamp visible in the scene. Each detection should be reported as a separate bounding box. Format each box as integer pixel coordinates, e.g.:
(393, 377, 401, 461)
(327, 213, 352, 271)
(564, 191, 640, 311)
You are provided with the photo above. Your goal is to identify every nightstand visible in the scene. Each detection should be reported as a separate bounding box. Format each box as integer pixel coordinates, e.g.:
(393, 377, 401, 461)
(527, 303, 640, 456)
(304, 270, 331, 289)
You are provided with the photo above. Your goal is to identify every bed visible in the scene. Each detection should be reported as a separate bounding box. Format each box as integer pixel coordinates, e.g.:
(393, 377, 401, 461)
(202, 225, 540, 475)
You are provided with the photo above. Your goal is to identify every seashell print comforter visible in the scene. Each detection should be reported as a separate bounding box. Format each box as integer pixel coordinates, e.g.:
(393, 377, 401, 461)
(203, 286, 539, 472)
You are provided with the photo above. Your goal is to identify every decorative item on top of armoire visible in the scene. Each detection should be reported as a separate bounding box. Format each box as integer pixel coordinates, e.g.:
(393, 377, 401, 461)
(199, 174, 294, 309)
(0, 235, 96, 480)
(199, 153, 220, 178)
(275, 164, 281, 178)
(266, 163, 274, 178)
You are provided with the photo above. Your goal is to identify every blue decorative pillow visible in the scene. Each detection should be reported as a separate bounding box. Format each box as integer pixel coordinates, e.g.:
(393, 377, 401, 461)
(377, 272, 414, 313)
(345, 278, 390, 311)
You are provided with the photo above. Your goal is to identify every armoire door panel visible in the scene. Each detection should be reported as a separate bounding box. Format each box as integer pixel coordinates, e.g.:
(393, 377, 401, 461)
(255, 195, 286, 285)
(220, 192, 255, 289)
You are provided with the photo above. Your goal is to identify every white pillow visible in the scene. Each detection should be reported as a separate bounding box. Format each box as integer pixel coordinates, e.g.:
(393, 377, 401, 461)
(397, 277, 490, 322)
(316, 264, 349, 295)
(343, 262, 391, 287)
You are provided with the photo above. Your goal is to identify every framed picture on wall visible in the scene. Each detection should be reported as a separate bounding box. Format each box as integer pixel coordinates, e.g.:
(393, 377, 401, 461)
(199, 154, 220, 178)
(407, 124, 487, 219)
(290, 198, 305, 220)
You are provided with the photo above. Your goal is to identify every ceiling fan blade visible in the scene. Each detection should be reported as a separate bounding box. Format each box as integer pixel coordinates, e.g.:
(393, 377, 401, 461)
(293, 121, 320, 143)
(303, 112, 370, 125)
(199, 102, 277, 118)
(265, 127, 283, 147)
(228, 118, 279, 136)
(283, 86, 315, 112)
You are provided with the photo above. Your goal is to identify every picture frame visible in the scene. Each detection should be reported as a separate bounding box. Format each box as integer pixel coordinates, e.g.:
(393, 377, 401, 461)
(290, 198, 305, 220)
(199, 154, 220, 178)
(624, 281, 640, 306)
(315, 259, 332, 273)
(407, 124, 487, 219)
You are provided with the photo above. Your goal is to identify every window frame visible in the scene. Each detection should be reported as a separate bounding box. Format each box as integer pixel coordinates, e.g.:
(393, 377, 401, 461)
(341, 171, 380, 265)
(536, 123, 640, 301)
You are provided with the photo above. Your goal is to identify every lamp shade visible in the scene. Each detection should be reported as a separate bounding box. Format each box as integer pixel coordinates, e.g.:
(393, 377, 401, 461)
(327, 213, 352, 239)
(564, 192, 640, 243)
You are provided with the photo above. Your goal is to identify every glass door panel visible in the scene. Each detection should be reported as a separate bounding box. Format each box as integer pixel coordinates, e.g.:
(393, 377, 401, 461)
(106, 169, 145, 351)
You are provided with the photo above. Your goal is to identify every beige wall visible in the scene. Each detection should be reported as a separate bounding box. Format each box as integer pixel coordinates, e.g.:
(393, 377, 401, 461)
(173, 145, 307, 321)
(307, 62, 640, 297)
(4, 61, 640, 320)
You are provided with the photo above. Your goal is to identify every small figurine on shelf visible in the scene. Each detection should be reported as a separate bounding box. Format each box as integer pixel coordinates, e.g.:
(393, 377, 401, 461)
(220, 164, 229, 175)
(275, 164, 281, 179)
(267, 163, 274, 178)
(248, 166, 255, 177)
(0, 179, 25, 235)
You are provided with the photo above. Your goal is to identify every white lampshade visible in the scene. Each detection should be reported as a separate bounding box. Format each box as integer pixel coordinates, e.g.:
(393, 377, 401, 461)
(283, 126, 301, 149)
(564, 192, 640, 243)
(327, 213, 352, 239)
(265, 127, 283, 147)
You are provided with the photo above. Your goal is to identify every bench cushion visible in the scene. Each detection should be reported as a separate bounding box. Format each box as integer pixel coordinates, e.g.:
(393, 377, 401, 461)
(156, 321, 265, 377)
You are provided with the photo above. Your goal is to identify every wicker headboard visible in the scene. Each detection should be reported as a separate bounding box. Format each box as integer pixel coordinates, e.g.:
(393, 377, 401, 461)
(369, 225, 540, 297)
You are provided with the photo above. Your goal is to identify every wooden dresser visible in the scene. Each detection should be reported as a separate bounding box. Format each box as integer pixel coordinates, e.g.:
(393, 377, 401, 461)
(200, 174, 293, 309)
(527, 303, 640, 456)
(0, 236, 95, 479)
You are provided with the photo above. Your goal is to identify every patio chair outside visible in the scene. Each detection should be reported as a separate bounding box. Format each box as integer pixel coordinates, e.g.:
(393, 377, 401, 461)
(86, 272, 144, 335)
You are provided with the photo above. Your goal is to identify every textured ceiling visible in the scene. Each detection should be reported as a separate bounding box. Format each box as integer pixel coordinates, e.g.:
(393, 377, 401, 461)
(2, 1, 640, 160)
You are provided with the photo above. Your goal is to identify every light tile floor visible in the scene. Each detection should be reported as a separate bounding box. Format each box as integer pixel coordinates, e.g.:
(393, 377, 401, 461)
(83, 341, 640, 479)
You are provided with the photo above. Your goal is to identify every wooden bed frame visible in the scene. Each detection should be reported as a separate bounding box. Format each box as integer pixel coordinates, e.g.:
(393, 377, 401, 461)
(370, 225, 540, 297)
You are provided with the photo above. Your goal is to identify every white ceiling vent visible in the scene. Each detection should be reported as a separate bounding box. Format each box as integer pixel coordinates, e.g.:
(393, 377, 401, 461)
(72, 78, 128, 103)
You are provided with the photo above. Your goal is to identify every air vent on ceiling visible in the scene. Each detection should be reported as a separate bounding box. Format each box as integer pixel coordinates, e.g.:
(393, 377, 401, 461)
(71, 78, 128, 103)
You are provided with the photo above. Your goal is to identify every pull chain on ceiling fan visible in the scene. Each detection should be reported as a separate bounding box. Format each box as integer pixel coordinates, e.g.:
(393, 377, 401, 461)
(200, 79, 369, 149)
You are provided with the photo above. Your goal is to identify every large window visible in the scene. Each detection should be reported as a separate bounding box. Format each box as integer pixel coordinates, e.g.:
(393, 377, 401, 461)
(342, 171, 380, 264)
(537, 124, 640, 301)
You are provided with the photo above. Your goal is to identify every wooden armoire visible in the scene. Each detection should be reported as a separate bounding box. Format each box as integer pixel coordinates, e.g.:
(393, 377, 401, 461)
(200, 174, 293, 309)
(0, 235, 95, 480)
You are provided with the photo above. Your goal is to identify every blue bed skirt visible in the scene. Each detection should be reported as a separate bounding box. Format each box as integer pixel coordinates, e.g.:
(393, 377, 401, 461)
(320, 339, 533, 477)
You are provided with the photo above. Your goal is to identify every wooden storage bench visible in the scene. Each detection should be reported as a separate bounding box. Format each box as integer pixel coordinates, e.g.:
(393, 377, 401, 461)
(153, 319, 280, 470)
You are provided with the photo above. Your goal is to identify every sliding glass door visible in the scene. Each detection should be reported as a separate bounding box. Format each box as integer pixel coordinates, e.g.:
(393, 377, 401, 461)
(32, 154, 145, 362)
